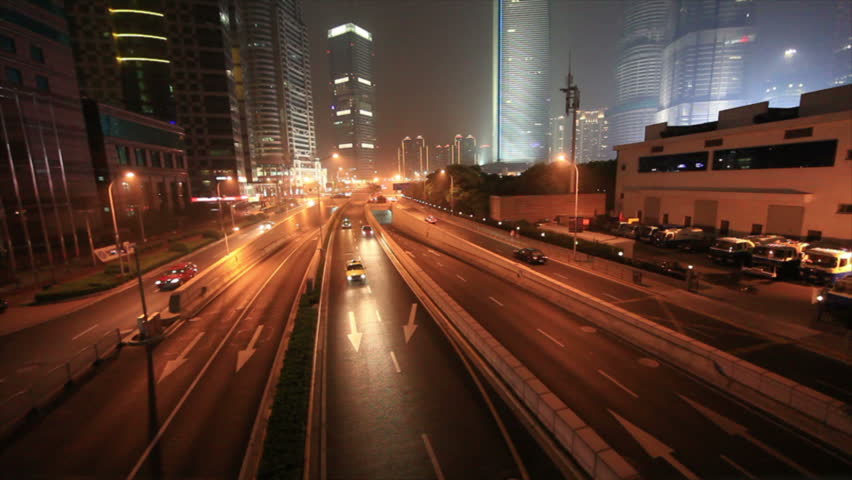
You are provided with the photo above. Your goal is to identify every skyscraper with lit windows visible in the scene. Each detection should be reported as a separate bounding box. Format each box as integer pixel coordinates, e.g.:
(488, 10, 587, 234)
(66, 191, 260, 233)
(328, 23, 376, 177)
(494, 0, 549, 163)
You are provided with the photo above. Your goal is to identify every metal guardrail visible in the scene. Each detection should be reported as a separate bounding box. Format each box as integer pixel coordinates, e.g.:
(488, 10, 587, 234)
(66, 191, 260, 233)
(0, 328, 121, 437)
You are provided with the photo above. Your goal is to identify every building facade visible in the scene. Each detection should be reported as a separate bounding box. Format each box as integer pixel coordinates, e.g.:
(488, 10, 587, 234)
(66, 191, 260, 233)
(399, 135, 426, 177)
(66, 0, 176, 122)
(164, 0, 246, 198)
(452, 134, 477, 166)
(328, 23, 376, 177)
(832, 0, 851, 88)
(657, 0, 756, 126)
(0, 0, 100, 272)
(430, 144, 451, 171)
(609, 0, 669, 148)
(548, 114, 566, 158)
(494, 0, 549, 163)
(615, 85, 852, 243)
(83, 101, 189, 228)
(240, 0, 315, 186)
(575, 109, 610, 164)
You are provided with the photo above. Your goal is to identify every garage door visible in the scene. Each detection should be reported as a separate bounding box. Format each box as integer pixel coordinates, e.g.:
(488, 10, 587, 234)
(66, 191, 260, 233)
(643, 196, 661, 225)
(766, 205, 804, 237)
(694, 200, 718, 231)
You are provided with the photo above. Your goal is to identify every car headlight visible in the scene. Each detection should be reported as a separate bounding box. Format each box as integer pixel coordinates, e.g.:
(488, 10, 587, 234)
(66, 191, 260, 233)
(360, 274, 366, 279)
(170, 278, 181, 283)
(347, 275, 353, 280)
(155, 280, 162, 285)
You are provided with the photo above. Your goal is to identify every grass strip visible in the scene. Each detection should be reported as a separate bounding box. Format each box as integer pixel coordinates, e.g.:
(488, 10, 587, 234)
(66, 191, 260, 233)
(257, 260, 323, 480)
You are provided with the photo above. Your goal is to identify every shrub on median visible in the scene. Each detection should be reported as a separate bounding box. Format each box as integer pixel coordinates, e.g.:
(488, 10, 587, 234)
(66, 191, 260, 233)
(202, 229, 223, 240)
(168, 241, 190, 253)
(34, 272, 124, 303)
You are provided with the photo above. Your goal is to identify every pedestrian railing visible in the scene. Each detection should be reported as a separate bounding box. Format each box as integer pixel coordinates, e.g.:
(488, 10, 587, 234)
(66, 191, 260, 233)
(0, 328, 122, 437)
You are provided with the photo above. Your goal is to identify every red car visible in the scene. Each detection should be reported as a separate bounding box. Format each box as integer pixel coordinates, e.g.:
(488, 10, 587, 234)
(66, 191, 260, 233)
(425, 215, 438, 224)
(155, 262, 199, 290)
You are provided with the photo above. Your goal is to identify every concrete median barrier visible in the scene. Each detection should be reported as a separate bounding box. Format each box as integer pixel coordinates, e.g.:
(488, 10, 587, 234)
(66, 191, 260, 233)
(387, 204, 852, 447)
(365, 205, 639, 480)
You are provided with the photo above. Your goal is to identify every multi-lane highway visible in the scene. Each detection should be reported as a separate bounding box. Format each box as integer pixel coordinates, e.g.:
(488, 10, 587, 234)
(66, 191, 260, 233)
(321, 202, 561, 479)
(382, 213, 852, 479)
(0, 204, 317, 402)
(0, 203, 329, 478)
(400, 200, 852, 404)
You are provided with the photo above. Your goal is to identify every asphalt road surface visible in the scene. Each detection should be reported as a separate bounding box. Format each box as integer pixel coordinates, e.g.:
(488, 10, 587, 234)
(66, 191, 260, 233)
(400, 202, 852, 404)
(0, 203, 323, 401)
(0, 204, 328, 478)
(323, 203, 561, 480)
(383, 222, 852, 480)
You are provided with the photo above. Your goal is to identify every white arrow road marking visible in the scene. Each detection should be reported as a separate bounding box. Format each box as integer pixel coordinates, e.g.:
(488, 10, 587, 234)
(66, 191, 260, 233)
(427, 249, 441, 257)
(389, 351, 401, 373)
(72, 324, 98, 341)
(236, 325, 263, 373)
(598, 369, 639, 398)
(536, 328, 565, 348)
(158, 332, 205, 384)
(679, 395, 816, 478)
(403, 303, 418, 344)
(347, 312, 362, 352)
(720, 455, 757, 479)
(609, 410, 701, 480)
(489, 296, 504, 307)
(375, 310, 382, 323)
(421, 433, 446, 480)
(455, 274, 466, 282)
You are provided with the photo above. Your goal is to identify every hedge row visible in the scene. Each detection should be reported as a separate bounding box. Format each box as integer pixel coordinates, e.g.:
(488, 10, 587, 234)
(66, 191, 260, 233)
(258, 261, 323, 480)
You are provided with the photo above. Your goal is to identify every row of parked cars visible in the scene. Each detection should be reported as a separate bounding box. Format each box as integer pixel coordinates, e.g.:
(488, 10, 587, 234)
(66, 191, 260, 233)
(612, 222, 851, 284)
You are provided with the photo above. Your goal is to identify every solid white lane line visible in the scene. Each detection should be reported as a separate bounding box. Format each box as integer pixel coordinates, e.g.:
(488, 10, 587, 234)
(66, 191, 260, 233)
(553, 272, 569, 280)
(72, 324, 99, 341)
(598, 369, 639, 399)
(421, 433, 446, 480)
(602, 293, 621, 302)
(489, 296, 504, 307)
(455, 274, 467, 282)
(405, 250, 415, 257)
(375, 310, 382, 323)
(720, 455, 757, 479)
(536, 328, 565, 348)
(389, 351, 401, 373)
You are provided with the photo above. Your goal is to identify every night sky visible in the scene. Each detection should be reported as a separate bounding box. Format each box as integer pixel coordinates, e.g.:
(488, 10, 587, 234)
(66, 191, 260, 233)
(304, 0, 848, 174)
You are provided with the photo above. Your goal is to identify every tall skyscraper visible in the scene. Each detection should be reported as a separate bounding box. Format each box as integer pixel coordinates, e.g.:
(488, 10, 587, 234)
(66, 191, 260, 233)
(609, 0, 669, 147)
(240, 0, 316, 185)
(399, 135, 426, 176)
(430, 144, 451, 171)
(328, 23, 376, 177)
(494, 0, 550, 163)
(1, 0, 100, 271)
(657, 0, 755, 126)
(832, 0, 851, 87)
(548, 114, 567, 157)
(164, 0, 246, 196)
(453, 134, 477, 166)
(67, 0, 176, 122)
(575, 109, 610, 164)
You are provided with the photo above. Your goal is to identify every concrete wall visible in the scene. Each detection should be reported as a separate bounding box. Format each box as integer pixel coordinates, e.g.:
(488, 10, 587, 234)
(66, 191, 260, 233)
(490, 193, 606, 222)
(615, 109, 852, 241)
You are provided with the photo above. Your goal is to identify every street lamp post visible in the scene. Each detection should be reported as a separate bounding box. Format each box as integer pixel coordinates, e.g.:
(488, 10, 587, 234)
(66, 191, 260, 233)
(216, 176, 233, 254)
(108, 172, 135, 275)
(556, 154, 580, 260)
(440, 169, 454, 211)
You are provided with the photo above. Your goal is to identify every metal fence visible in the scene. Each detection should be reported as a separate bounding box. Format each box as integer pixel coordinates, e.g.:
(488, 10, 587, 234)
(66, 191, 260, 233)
(0, 328, 122, 437)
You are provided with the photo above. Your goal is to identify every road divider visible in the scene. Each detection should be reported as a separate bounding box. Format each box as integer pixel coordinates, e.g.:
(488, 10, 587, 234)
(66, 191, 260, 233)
(388, 203, 852, 452)
(365, 205, 638, 480)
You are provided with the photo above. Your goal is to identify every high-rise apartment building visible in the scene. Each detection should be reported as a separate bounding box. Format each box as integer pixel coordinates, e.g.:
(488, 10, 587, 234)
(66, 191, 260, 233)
(398, 135, 426, 177)
(657, 0, 755, 126)
(240, 0, 315, 185)
(610, 0, 669, 147)
(1, 0, 100, 272)
(430, 144, 451, 171)
(67, 0, 176, 122)
(328, 23, 376, 177)
(452, 134, 477, 166)
(548, 114, 567, 157)
(494, 0, 550, 163)
(164, 0, 246, 197)
(575, 109, 610, 164)
(832, 0, 851, 87)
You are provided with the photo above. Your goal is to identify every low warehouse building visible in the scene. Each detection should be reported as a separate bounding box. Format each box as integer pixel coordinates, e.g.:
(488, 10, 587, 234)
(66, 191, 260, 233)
(614, 85, 852, 243)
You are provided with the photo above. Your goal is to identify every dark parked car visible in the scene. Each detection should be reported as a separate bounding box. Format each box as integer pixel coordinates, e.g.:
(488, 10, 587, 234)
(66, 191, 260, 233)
(654, 260, 690, 280)
(513, 248, 548, 265)
(155, 262, 199, 290)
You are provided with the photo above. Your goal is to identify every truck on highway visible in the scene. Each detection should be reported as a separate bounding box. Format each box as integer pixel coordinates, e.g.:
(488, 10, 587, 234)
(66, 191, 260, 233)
(742, 241, 809, 279)
(708, 237, 755, 266)
(651, 227, 705, 248)
(799, 248, 851, 284)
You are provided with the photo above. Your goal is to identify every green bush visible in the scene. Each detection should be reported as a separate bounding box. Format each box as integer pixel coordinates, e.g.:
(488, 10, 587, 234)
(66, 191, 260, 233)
(35, 272, 123, 303)
(202, 229, 222, 240)
(169, 242, 190, 253)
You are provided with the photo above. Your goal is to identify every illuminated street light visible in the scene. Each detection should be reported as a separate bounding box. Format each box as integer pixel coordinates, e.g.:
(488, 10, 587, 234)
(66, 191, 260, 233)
(108, 171, 136, 276)
(217, 176, 234, 254)
(555, 153, 579, 260)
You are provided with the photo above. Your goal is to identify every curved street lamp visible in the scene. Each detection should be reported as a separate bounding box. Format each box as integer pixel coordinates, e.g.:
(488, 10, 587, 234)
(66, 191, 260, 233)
(108, 171, 135, 275)
(555, 153, 579, 260)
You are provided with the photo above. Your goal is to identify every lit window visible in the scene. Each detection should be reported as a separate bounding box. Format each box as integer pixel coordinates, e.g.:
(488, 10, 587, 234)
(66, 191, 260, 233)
(336, 109, 351, 116)
(358, 109, 373, 117)
(334, 76, 349, 84)
(338, 143, 353, 149)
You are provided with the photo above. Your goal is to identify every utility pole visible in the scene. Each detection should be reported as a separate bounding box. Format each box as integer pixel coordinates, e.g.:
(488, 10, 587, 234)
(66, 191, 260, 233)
(560, 55, 581, 260)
